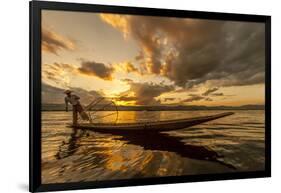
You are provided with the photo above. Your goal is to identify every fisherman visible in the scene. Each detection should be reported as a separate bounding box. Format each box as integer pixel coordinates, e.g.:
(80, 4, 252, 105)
(64, 90, 89, 126)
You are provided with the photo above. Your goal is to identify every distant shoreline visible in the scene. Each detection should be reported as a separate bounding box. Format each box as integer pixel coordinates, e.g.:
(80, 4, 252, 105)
(42, 109, 264, 112)
(42, 104, 265, 111)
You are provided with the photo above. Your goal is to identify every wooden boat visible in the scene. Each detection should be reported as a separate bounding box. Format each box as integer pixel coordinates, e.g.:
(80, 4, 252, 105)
(71, 112, 234, 132)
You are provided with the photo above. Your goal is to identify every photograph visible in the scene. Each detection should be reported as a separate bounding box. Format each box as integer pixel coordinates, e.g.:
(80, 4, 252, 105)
(41, 10, 266, 184)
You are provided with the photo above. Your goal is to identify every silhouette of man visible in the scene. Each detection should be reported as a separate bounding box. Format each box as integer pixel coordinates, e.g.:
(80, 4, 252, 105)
(64, 90, 89, 125)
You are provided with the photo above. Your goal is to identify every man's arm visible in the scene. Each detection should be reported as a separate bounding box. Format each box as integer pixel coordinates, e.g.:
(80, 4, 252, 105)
(64, 97, 69, 112)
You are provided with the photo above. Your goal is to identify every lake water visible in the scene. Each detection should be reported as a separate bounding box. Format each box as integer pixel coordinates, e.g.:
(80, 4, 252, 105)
(41, 110, 265, 184)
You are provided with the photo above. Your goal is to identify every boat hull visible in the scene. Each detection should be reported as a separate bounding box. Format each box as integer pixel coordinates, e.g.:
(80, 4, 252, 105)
(71, 112, 234, 132)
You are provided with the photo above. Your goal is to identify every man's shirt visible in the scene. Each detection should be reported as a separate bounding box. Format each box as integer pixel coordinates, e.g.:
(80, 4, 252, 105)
(65, 94, 80, 106)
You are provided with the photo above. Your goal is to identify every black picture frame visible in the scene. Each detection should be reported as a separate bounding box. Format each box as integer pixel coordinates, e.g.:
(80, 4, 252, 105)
(30, 1, 271, 192)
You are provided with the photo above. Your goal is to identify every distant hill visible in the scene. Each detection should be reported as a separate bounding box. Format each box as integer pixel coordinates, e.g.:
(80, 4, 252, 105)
(42, 103, 265, 111)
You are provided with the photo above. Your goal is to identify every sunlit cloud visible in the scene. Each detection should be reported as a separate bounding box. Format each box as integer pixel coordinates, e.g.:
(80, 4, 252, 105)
(211, 93, 224, 96)
(163, 97, 176, 102)
(100, 14, 130, 38)
(40, 11, 265, 107)
(42, 62, 77, 88)
(202, 87, 219, 96)
(117, 80, 175, 105)
(43, 60, 115, 88)
(42, 27, 76, 55)
(124, 61, 138, 73)
(181, 94, 206, 103)
(77, 60, 114, 81)
(100, 14, 265, 89)
(114, 61, 142, 75)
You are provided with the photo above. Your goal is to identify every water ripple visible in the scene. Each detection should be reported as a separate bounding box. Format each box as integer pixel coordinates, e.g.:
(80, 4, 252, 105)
(41, 110, 265, 184)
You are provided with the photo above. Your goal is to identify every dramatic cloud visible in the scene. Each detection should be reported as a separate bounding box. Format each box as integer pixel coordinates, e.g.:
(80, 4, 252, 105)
(125, 61, 138, 73)
(100, 14, 265, 89)
(179, 88, 226, 104)
(202, 87, 219, 96)
(77, 60, 114, 80)
(181, 94, 212, 103)
(181, 94, 205, 103)
(130, 82, 174, 105)
(163, 97, 176, 102)
(211, 93, 224, 96)
(115, 61, 142, 74)
(121, 78, 134, 83)
(42, 82, 102, 105)
(118, 81, 175, 105)
(42, 27, 75, 55)
(116, 96, 137, 102)
(202, 87, 226, 97)
(42, 63, 77, 87)
(43, 61, 115, 82)
(43, 60, 118, 92)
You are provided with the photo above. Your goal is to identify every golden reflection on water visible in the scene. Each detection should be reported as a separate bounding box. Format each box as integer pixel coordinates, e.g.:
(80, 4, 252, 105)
(41, 110, 265, 184)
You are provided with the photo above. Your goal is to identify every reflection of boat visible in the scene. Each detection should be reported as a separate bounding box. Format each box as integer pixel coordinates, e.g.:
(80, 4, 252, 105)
(71, 112, 234, 132)
(107, 131, 236, 170)
(56, 128, 236, 170)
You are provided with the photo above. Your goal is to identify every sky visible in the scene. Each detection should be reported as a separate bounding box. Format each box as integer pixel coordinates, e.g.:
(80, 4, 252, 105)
(41, 10, 265, 106)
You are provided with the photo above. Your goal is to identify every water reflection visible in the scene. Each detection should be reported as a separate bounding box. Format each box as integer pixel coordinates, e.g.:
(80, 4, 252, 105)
(56, 127, 236, 170)
(42, 110, 265, 183)
(55, 128, 86, 160)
